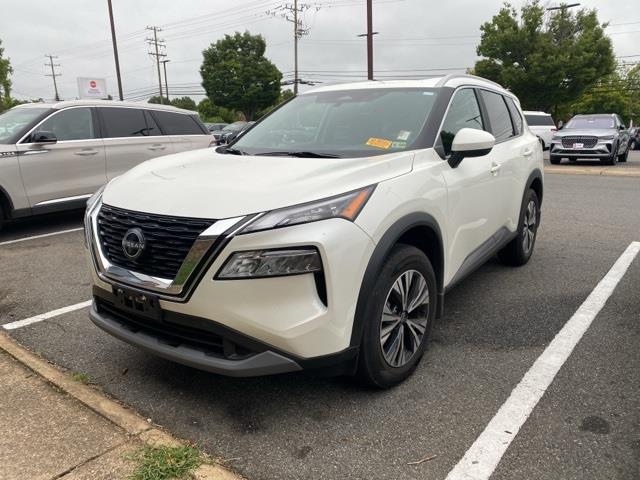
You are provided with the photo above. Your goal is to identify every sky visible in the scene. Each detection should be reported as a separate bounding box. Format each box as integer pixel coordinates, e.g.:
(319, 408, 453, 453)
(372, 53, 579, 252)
(2, 0, 639, 103)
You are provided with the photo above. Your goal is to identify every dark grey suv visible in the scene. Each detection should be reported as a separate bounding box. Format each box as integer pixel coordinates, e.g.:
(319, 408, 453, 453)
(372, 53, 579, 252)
(549, 113, 630, 165)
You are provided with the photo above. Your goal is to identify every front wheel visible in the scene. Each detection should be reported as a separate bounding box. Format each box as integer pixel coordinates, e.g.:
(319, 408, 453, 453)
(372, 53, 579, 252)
(549, 155, 561, 165)
(618, 146, 628, 163)
(498, 189, 540, 266)
(356, 245, 436, 388)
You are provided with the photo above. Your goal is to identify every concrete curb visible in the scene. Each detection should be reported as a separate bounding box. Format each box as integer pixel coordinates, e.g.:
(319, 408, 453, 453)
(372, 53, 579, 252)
(544, 165, 640, 177)
(0, 331, 244, 480)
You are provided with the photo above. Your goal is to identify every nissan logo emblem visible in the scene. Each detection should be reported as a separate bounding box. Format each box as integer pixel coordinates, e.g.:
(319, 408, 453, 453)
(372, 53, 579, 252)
(121, 228, 146, 260)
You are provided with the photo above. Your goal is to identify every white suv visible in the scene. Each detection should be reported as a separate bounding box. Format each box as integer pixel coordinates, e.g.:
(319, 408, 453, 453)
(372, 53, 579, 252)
(0, 100, 212, 229)
(85, 75, 543, 387)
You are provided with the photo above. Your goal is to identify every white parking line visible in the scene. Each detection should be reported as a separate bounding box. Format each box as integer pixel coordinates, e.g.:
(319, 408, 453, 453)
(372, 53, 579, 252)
(0, 227, 83, 247)
(2, 300, 92, 330)
(445, 241, 640, 480)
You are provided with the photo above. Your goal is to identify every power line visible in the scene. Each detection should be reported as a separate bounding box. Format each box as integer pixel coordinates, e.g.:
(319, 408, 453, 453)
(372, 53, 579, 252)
(44, 54, 61, 101)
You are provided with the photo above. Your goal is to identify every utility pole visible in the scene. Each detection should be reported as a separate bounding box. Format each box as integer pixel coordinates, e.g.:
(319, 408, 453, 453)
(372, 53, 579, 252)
(357, 0, 377, 80)
(107, 0, 123, 100)
(44, 55, 61, 101)
(161, 59, 170, 102)
(267, 3, 314, 94)
(146, 26, 166, 103)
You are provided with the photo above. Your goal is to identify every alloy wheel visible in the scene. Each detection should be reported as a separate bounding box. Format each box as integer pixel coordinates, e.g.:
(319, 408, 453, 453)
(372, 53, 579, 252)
(380, 269, 429, 368)
(522, 199, 537, 254)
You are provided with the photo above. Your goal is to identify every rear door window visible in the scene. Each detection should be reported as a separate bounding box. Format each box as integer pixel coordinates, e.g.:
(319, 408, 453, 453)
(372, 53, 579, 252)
(505, 98, 523, 136)
(101, 108, 150, 138)
(152, 111, 204, 135)
(480, 90, 515, 142)
(524, 114, 554, 126)
(143, 110, 162, 136)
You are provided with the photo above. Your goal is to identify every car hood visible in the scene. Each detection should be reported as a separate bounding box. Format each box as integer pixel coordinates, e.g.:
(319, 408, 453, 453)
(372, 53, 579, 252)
(555, 128, 618, 137)
(102, 149, 414, 219)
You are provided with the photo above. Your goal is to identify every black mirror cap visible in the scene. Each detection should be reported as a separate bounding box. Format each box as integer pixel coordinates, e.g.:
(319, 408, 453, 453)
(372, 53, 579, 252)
(31, 131, 57, 144)
(448, 147, 493, 169)
(618, 125, 625, 131)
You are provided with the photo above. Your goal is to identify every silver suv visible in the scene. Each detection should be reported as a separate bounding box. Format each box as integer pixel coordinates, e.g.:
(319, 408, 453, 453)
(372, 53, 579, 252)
(0, 101, 213, 229)
(549, 113, 630, 165)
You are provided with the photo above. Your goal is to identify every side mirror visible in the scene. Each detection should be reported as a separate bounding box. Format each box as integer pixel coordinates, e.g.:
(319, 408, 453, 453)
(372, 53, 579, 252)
(448, 128, 495, 169)
(31, 131, 57, 144)
(618, 125, 625, 131)
(557, 121, 564, 130)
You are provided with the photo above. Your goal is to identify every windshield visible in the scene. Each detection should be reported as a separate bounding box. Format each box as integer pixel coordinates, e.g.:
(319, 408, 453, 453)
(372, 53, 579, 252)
(232, 88, 439, 158)
(0, 107, 50, 143)
(566, 117, 615, 129)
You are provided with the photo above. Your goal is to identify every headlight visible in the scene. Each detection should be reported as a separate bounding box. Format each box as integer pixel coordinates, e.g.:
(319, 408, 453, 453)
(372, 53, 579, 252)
(240, 186, 375, 234)
(216, 248, 322, 279)
(598, 135, 614, 140)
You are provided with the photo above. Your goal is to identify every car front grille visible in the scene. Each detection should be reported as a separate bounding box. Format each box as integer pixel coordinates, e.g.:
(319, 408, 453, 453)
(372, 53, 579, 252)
(561, 136, 598, 148)
(97, 204, 215, 280)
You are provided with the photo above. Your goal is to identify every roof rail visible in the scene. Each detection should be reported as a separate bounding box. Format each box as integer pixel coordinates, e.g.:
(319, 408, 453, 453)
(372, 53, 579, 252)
(435, 73, 504, 89)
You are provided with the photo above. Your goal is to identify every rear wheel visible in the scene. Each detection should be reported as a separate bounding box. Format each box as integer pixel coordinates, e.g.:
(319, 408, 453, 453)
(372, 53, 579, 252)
(498, 189, 540, 266)
(0, 204, 4, 232)
(356, 245, 436, 388)
(549, 155, 561, 165)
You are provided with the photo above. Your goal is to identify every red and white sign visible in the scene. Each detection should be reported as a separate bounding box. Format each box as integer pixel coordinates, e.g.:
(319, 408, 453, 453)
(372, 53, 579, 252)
(77, 77, 107, 99)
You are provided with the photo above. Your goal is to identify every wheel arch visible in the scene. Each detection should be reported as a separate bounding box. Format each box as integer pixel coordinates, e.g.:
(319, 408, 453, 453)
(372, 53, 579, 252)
(0, 184, 14, 219)
(526, 168, 543, 207)
(350, 212, 445, 348)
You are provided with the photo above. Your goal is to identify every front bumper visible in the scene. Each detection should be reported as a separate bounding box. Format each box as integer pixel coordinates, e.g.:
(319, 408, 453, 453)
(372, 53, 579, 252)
(550, 139, 613, 158)
(87, 206, 376, 372)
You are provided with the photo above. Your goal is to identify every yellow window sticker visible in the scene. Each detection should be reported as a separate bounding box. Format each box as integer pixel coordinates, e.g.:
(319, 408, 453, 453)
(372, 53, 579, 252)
(366, 137, 393, 149)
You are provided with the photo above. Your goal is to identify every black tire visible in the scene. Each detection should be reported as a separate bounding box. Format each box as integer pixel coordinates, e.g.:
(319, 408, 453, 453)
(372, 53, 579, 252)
(356, 244, 436, 388)
(618, 146, 628, 163)
(602, 144, 618, 165)
(0, 204, 4, 232)
(498, 189, 540, 266)
(549, 155, 561, 165)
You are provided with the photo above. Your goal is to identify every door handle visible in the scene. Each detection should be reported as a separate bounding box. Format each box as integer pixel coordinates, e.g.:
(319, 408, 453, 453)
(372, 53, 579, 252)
(148, 144, 166, 151)
(523, 148, 533, 157)
(490, 162, 501, 174)
(74, 148, 98, 156)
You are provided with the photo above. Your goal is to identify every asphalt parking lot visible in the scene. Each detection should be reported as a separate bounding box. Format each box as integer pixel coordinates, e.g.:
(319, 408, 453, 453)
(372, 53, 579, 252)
(1, 151, 639, 480)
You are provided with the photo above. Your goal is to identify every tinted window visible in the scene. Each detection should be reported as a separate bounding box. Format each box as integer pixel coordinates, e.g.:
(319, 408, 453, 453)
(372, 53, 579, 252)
(505, 98, 522, 135)
(439, 88, 484, 156)
(143, 110, 162, 136)
(480, 90, 514, 142)
(101, 108, 149, 138)
(524, 114, 554, 126)
(36, 107, 95, 141)
(153, 111, 203, 135)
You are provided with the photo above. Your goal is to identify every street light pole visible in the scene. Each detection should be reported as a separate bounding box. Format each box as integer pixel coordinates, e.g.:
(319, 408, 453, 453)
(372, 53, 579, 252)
(107, 0, 123, 100)
(546, 3, 580, 10)
(161, 60, 170, 102)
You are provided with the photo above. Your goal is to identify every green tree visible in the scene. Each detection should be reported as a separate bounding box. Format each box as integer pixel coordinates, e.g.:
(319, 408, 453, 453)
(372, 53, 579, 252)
(474, 1, 615, 117)
(570, 64, 640, 124)
(148, 95, 168, 105)
(0, 39, 14, 112)
(200, 32, 282, 120)
(197, 97, 237, 123)
(170, 96, 197, 110)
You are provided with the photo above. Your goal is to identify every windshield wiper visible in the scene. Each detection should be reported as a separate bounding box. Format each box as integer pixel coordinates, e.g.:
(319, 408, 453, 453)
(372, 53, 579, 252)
(254, 151, 341, 158)
(218, 146, 246, 155)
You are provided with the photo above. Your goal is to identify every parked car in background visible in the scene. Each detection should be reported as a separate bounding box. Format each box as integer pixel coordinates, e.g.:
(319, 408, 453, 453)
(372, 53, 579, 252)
(85, 74, 543, 388)
(205, 122, 228, 142)
(549, 113, 630, 165)
(629, 126, 639, 150)
(523, 111, 556, 150)
(0, 100, 213, 229)
(217, 121, 252, 144)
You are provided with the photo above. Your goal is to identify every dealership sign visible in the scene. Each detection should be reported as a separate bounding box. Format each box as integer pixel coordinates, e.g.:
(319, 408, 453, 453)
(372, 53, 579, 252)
(77, 77, 108, 99)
